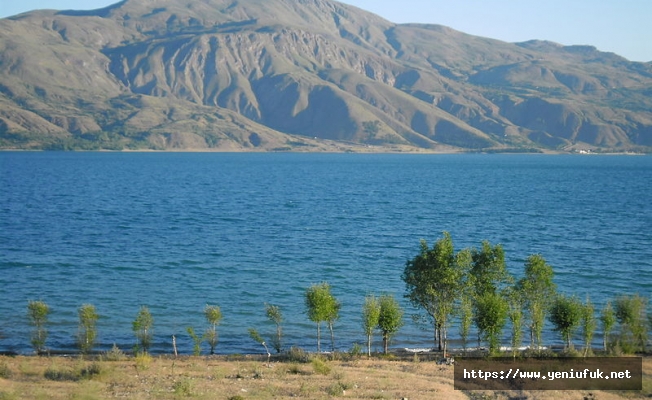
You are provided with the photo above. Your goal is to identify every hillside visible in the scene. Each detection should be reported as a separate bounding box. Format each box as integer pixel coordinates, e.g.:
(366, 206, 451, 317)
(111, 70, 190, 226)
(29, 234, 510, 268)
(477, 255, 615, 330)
(1, 0, 651, 152)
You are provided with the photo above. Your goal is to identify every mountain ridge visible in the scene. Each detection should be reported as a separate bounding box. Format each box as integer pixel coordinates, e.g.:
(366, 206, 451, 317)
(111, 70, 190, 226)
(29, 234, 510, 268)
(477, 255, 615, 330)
(1, 0, 651, 152)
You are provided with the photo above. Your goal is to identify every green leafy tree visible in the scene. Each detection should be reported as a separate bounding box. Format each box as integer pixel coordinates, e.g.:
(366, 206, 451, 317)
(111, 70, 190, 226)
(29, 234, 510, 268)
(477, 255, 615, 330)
(265, 303, 283, 353)
(548, 294, 583, 351)
(186, 327, 203, 356)
(458, 295, 473, 353)
(132, 306, 153, 354)
(27, 300, 50, 353)
(402, 232, 471, 356)
(614, 294, 648, 353)
(362, 295, 381, 356)
(474, 292, 508, 355)
(470, 241, 512, 297)
(77, 304, 99, 355)
(581, 296, 596, 356)
(469, 240, 512, 348)
(517, 254, 556, 350)
(377, 294, 404, 354)
(600, 300, 616, 352)
(204, 305, 222, 355)
(305, 282, 340, 352)
(505, 287, 524, 358)
(248, 328, 271, 364)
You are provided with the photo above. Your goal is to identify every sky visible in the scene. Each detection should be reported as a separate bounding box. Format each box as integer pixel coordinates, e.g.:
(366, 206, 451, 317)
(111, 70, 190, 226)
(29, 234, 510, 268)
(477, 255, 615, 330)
(1, 0, 650, 62)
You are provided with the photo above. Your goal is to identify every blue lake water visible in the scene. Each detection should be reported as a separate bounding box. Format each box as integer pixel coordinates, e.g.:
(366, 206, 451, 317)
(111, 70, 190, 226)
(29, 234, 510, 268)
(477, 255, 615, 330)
(1, 152, 651, 354)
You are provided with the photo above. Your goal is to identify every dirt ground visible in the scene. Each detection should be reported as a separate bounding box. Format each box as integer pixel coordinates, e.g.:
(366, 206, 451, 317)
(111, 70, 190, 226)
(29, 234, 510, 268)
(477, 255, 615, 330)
(0, 353, 650, 399)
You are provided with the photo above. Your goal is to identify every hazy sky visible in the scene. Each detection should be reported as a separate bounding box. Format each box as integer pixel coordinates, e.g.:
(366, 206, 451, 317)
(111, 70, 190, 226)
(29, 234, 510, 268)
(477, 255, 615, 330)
(1, 0, 650, 62)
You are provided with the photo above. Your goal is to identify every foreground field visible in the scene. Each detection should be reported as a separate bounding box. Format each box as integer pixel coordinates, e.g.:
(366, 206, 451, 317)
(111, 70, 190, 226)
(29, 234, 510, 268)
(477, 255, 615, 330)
(0, 354, 650, 399)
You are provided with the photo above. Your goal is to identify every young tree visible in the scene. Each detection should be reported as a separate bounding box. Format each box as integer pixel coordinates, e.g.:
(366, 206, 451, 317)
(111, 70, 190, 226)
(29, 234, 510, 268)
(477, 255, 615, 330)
(186, 327, 203, 356)
(204, 304, 222, 355)
(377, 294, 404, 354)
(27, 300, 50, 354)
(470, 241, 512, 297)
(265, 303, 283, 353)
(517, 254, 556, 350)
(77, 304, 99, 355)
(132, 306, 153, 354)
(474, 292, 508, 355)
(614, 294, 648, 353)
(505, 287, 524, 358)
(581, 296, 596, 356)
(362, 295, 381, 356)
(458, 296, 473, 353)
(600, 300, 616, 352)
(248, 328, 271, 364)
(402, 232, 471, 356)
(469, 241, 512, 349)
(548, 294, 583, 351)
(305, 282, 340, 352)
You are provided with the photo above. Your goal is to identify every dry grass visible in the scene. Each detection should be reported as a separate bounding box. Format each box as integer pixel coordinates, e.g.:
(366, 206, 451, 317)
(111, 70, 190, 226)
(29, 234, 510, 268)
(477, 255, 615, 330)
(0, 354, 650, 399)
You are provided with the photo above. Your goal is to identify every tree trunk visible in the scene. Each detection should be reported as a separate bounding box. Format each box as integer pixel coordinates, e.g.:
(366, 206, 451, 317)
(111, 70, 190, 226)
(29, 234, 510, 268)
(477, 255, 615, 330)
(367, 334, 372, 357)
(383, 333, 389, 354)
(442, 324, 447, 357)
(437, 323, 443, 352)
(317, 323, 321, 353)
(433, 324, 438, 349)
(328, 321, 335, 352)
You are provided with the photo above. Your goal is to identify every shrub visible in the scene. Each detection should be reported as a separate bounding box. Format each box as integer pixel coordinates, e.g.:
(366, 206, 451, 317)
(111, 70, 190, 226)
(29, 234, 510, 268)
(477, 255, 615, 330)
(44, 366, 78, 381)
(173, 378, 193, 396)
(79, 363, 102, 379)
(285, 346, 310, 363)
(311, 357, 331, 375)
(104, 343, 126, 361)
(135, 352, 152, 372)
(0, 362, 12, 379)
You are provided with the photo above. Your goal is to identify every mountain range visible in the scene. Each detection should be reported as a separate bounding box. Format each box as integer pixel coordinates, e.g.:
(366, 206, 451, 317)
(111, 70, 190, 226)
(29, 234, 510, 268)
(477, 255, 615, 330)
(1, 0, 651, 152)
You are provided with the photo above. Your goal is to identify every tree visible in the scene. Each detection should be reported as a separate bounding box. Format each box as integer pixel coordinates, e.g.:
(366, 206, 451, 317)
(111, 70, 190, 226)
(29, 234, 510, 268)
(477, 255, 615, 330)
(505, 286, 524, 358)
(402, 232, 471, 356)
(469, 241, 512, 349)
(600, 300, 616, 352)
(548, 294, 583, 351)
(614, 294, 648, 353)
(265, 303, 283, 353)
(132, 306, 153, 354)
(186, 327, 203, 356)
(474, 292, 508, 355)
(377, 295, 404, 354)
(362, 295, 381, 356)
(27, 300, 50, 354)
(517, 254, 556, 350)
(581, 296, 596, 356)
(204, 304, 222, 355)
(305, 282, 340, 352)
(77, 304, 99, 355)
(248, 328, 271, 364)
(458, 295, 473, 353)
(470, 241, 512, 297)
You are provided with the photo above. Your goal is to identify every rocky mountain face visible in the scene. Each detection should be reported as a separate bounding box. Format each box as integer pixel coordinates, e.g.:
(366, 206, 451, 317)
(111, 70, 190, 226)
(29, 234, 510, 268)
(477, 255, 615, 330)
(1, 0, 651, 152)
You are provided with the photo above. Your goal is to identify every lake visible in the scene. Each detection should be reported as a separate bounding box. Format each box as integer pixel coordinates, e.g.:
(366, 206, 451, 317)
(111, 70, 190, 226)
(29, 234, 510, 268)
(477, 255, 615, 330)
(1, 152, 651, 354)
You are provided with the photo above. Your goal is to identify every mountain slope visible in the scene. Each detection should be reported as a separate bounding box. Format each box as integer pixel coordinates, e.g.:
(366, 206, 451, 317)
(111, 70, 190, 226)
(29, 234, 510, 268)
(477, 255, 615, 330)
(1, 0, 651, 152)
